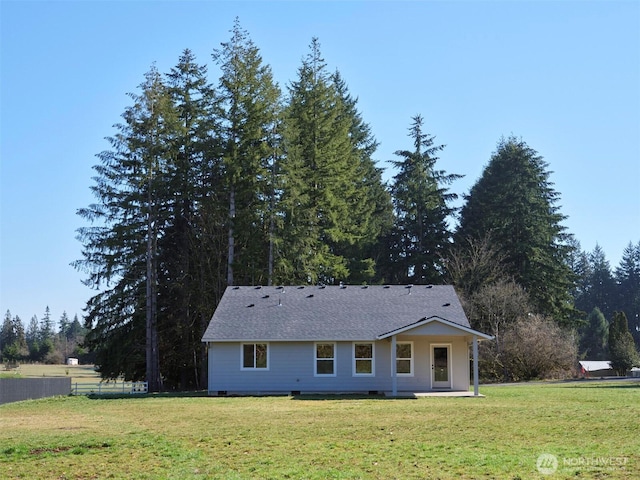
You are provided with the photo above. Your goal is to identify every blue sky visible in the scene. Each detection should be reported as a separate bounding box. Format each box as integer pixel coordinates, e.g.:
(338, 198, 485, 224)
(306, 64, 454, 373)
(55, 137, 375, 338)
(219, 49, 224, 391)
(1, 1, 639, 327)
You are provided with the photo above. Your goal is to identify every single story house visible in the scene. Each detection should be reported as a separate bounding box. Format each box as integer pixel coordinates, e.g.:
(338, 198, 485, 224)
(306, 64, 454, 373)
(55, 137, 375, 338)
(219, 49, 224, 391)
(202, 284, 493, 396)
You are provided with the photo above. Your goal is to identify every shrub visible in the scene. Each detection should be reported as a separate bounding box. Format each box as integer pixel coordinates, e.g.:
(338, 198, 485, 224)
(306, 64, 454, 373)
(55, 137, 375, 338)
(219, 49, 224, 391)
(501, 314, 577, 381)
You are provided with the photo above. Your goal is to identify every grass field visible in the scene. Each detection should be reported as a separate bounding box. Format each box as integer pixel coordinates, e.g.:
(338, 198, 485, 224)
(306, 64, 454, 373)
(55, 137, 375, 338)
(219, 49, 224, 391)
(1, 364, 100, 385)
(1, 381, 638, 479)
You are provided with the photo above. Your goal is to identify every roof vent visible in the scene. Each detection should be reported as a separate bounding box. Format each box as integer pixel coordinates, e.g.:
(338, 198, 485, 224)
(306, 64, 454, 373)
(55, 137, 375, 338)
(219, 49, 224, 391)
(442, 303, 451, 307)
(307, 294, 314, 298)
(383, 285, 390, 289)
(319, 286, 326, 289)
(361, 285, 369, 289)
(262, 295, 270, 299)
(340, 285, 347, 289)
(255, 286, 262, 290)
(426, 285, 433, 289)
(247, 304, 255, 308)
(233, 286, 240, 290)
(297, 286, 305, 289)
(276, 286, 283, 290)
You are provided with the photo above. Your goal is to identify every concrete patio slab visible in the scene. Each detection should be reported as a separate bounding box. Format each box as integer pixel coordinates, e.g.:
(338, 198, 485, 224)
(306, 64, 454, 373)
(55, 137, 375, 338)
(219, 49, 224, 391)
(385, 391, 485, 398)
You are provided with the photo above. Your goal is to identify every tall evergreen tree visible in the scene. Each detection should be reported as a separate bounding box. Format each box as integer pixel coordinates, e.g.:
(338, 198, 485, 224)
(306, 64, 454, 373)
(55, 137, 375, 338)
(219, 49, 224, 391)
(75, 64, 180, 390)
(213, 19, 282, 286)
(40, 306, 55, 341)
(26, 315, 39, 360)
(573, 245, 616, 320)
(12, 315, 26, 358)
(608, 311, 640, 375)
(68, 314, 86, 341)
(331, 71, 393, 283)
(578, 307, 608, 360)
(383, 115, 461, 284)
(1, 310, 14, 357)
(615, 241, 640, 347)
(457, 136, 575, 323)
(58, 311, 71, 339)
(276, 38, 369, 284)
(0, 311, 26, 362)
(162, 49, 221, 389)
(567, 238, 591, 312)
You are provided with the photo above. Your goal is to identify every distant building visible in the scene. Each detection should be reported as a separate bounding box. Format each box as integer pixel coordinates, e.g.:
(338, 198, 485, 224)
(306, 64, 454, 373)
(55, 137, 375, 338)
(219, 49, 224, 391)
(579, 360, 614, 377)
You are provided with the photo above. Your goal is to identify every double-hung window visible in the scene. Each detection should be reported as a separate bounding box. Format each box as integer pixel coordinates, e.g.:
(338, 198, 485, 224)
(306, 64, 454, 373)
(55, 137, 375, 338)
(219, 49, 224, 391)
(353, 342, 374, 375)
(315, 342, 336, 376)
(242, 343, 268, 370)
(396, 341, 413, 376)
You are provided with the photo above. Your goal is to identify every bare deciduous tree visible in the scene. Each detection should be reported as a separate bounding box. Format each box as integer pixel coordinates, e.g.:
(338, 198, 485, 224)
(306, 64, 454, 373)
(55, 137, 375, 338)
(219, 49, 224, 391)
(446, 233, 506, 297)
(502, 314, 578, 381)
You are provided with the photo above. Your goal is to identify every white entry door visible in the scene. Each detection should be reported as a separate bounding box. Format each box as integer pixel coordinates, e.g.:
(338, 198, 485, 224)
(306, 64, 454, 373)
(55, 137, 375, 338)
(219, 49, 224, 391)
(431, 345, 451, 389)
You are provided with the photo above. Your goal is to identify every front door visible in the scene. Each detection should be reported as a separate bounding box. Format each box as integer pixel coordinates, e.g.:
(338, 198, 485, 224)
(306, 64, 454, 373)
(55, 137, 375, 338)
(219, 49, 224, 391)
(431, 345, 451, 389)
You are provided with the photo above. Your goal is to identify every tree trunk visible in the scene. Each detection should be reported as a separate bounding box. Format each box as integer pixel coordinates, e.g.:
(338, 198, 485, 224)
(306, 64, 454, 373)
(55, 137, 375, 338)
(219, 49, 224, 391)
(146, 177, 161, 393)
(227, 186, 235, 286)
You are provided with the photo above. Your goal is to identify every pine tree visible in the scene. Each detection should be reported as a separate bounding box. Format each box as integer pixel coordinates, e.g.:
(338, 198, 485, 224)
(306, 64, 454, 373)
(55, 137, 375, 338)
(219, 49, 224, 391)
(567, 238, 591, 312)
(579, 307, 608, 360)
(75, 64, 180, 389)
(40, 306, 55, 341)
(162, 49, 221, 389)
(12, 315, 27, 359)
(68, 315, 85, 340)
(573, 245, 616, 320)
(608, 311, 640, 375)
(384, 115, 462, 284)
(457, 136, 575, 323)
(331, 71, 393, 283)
(0, 311, 26, 362)
(26, 315, 39, 360)
(58, 311, 71, 339)
(212, 19, 282, 286)
(276, 38, 362, 284)
(1, 310, 14, 359)
(615, 241, 640, 347)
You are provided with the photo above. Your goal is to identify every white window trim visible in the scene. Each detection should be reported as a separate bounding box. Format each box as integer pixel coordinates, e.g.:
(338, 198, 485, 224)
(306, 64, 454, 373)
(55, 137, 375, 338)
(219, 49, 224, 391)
(314, 342, 337, 377)
(352, 342, 375, 376)
(240, 342, 270, 371)
(395, 341, 414, 377)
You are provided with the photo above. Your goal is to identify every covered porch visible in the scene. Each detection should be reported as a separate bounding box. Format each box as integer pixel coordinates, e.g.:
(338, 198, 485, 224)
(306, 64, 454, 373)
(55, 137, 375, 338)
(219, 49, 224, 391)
(377, 316, 494, 397)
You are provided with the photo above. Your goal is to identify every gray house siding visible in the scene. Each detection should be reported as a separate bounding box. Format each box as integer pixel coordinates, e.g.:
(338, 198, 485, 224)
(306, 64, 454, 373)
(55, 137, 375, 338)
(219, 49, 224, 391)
(208, 341, 391, 394)
(395, 335, 470, 391)
(207, 336, 471, 394)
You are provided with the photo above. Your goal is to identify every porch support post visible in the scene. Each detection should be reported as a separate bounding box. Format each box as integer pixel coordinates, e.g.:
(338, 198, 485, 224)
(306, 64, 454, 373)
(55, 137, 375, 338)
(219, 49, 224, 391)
(472, 335, 479, 396)
(391, 335, 397, 396)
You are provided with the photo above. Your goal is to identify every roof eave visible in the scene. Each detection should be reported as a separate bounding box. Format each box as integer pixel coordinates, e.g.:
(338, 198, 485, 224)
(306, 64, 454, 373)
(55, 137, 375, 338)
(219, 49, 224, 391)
(376, 315, 494, 341)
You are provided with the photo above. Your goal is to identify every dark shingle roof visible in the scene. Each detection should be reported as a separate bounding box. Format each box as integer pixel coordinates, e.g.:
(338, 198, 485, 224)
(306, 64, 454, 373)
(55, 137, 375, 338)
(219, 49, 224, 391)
(201, 285, 471, 342)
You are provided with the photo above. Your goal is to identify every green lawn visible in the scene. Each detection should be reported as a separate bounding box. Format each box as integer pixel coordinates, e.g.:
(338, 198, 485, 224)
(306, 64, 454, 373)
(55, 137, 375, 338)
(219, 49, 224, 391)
(1, 381, 638, 479)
